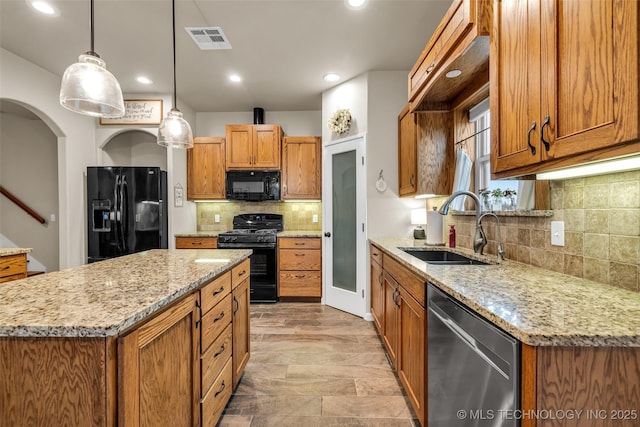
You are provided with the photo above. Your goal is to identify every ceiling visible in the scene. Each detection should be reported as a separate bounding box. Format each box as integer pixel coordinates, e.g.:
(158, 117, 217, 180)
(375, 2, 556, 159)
(0, 0, 452, 113)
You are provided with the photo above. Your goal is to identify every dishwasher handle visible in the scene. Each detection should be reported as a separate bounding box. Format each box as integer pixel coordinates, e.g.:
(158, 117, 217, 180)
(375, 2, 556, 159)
(428, 302, 510, 380)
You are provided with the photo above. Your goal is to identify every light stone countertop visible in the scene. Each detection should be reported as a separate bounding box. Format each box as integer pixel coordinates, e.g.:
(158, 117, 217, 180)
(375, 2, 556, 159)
(0, 248, 32, 256)
(370, 237, 640, 347)
(0, 249, 251, 338)
(278, 230, 323, 238)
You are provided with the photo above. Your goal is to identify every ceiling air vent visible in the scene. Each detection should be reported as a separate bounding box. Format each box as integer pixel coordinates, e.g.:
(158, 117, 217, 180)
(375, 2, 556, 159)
(185, 27, 232, 50)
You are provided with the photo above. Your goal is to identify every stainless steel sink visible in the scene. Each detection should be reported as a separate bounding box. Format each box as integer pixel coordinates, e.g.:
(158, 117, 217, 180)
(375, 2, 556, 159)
(401, 249, 489, 265)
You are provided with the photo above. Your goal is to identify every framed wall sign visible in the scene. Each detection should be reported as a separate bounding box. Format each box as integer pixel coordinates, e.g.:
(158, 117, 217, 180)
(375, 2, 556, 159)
(99, 99, 164, 125)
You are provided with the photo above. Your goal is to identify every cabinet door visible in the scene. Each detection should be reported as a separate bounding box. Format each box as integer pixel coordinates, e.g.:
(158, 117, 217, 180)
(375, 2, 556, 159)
(119, 293, 199, 427)
(491, 0, 541, 174)
(398, 105, 417, 197)
(370, 255, 384, 334)
(225, 125, 253, 169)
(282, 136, 322, 199)
(187, 137, 225, 200)
(540, 0, 639, 160)
(253, 125, 281, 169)
(397, 288, 426, 427)
(382, 272, 399, 367)
(232, 278, 250, 389)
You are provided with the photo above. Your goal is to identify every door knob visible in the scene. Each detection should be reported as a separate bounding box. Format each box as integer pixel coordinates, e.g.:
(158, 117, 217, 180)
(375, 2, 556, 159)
(324, 232, 331, 237)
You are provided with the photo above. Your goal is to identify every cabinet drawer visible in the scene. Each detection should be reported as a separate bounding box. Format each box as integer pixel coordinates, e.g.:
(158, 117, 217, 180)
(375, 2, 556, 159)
(201, 272, 231, 314)
(201, 294, 232, 353)
(370, 244, 383, 266)
(201, 358, 233, 427)
(279, 237, 321, 249)
(279, 271, 322, 297)
(201, 324, 232, 394)
(175, 236, 217, 249)
(279, 249, 321, 271)
(231, 259, 250, 289)
(383, 254, 425, 306)
(0, 254, 27, 279)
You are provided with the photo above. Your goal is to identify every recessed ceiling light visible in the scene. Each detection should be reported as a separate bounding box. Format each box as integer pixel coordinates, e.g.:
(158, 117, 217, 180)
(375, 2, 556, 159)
(445, 69, 462, 78)
(136, 76, 153, 85)
(28, 0, 59, 16)
(345, 0, 368, 10)
(229, 74, 242, 83)
(323, 73, 341, 82)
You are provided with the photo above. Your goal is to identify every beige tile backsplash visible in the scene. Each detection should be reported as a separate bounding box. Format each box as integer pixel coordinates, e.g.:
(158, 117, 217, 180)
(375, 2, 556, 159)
(434, 170, 640, 292)
(196, 202, 322, 232)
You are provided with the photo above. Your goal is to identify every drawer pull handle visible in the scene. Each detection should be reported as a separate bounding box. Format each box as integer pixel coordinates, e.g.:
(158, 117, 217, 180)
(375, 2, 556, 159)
(426, 62, 435, 73)
(214, 380, 226, 398)
(238, 270, 246, 277)
(192, 242, 202, 245)
(212, 286, 225, 296)
(295, 274, 306, 279)
(0, 266, 10, 271)
(213, 312, 225, 323)
(214, 343, 226, 358)
(294, 242, 305, 246)
(372, 253, 379, 257)
(295, 254, 305, 257)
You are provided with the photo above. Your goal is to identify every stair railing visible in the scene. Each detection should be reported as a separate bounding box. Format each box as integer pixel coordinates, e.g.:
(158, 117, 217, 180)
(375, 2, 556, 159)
(0, 185, 47, 224)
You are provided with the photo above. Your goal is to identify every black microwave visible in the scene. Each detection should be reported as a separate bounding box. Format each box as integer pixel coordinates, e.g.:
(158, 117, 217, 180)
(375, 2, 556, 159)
(226, 171, 281, 201)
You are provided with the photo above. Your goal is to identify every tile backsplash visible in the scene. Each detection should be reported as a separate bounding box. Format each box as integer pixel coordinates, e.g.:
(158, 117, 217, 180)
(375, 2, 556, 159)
(197, 202, 322, 232)
(433, 170, 640, 292)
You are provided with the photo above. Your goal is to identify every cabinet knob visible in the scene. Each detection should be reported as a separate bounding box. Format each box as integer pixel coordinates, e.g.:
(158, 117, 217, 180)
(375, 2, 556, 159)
(324, 232, 331, 238)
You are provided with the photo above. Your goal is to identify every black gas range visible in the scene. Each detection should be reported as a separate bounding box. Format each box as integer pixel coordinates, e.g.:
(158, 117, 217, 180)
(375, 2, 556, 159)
(217, 214, 283, 303)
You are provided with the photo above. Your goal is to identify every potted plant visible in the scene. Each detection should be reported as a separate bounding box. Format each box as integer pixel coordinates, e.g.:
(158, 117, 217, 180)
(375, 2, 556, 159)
(504, 189, 517, 210)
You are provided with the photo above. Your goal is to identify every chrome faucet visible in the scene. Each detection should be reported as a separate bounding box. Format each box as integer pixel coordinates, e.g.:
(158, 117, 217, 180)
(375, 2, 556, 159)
(438, 191, 486, 254)
(478, 212, 505, 262)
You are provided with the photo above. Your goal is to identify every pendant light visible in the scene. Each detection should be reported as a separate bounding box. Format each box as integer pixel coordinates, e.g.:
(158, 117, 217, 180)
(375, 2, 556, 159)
(59, 0, 125, 118)
(157, 0, 194, 149)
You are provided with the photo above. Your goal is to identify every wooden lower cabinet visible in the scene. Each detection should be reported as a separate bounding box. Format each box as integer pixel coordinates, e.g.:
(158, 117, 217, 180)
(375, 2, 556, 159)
(278, 237, 322, 299)
(369, 244, 384, 332)
(0, 253, 28, 283)
(232, 278, 250, 389)
(119, 293, 200, 427)
(176, 236, 218, 249)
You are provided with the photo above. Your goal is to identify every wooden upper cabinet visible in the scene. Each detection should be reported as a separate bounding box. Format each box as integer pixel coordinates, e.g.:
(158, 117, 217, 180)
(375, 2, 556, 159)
(282, 136, 322, 200)
(398, 104, 453, 198)
(225, 124, 281, 170)
(187, 137, 225, 200)
(408, 0, 492, 111)
(491, 0, 640, 178)
(398, 105, 418, 197)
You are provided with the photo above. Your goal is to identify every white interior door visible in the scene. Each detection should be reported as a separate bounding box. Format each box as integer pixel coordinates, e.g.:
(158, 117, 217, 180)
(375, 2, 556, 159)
(322, 134, 367, 317)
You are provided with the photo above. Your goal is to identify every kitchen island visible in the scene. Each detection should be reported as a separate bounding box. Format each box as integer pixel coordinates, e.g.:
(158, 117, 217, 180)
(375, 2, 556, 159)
(0, 249, 252, 427)
(370, 238, 640, 427)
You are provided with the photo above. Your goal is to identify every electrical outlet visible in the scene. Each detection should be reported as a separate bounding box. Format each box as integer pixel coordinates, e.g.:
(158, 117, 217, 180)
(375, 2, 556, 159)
(312, 214, 318, 223)
(551, 221, 565, 246)
(214, 214, 220, 223)
(50, 214, 56, 222)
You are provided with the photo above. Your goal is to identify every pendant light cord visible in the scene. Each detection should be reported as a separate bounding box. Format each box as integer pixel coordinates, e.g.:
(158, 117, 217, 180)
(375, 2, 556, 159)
(172, 0, 178, 110)
(88, 0, 97, 56)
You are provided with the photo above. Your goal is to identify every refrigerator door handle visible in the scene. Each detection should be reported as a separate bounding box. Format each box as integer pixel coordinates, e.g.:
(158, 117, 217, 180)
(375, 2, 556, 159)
(120, 175, 128, 252)
(114, 175, 122, 250)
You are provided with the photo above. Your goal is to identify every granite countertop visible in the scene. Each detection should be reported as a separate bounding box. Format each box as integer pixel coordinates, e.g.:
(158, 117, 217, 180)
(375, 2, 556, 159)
(278, 230, 323, 238)
(174, 231, 220, 238)
(0, 248, 32, 256)
(370, 237, 640, 347)
(0, 249, 251, 338)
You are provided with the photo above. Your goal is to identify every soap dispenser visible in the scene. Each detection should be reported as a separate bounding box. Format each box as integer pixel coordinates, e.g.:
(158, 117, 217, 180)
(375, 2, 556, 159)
(449, 225, 456, 248)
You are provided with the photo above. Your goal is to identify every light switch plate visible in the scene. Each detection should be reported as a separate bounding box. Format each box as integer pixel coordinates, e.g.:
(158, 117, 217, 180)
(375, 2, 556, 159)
(551, 221, 565, 246)
(312, 214, 318, 223)
(214, 214, 220, 223)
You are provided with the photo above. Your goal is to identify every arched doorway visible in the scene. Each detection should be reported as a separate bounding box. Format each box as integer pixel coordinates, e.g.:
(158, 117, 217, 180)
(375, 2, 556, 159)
(0, 99, 60, 272)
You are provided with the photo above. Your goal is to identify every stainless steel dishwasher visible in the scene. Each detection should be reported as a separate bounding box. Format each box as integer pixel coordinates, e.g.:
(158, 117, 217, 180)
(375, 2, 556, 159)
(427, 283, 520, 426)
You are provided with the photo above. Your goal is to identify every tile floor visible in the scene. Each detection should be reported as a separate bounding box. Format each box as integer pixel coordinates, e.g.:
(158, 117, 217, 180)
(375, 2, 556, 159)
(219, 302, 419, 427)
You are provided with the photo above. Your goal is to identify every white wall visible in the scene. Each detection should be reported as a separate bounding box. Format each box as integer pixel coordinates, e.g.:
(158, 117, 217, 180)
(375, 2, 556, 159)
(0, 109, 59, 271)
(366, 71, 425, 239)
(195, 111, 322, 136)
(1, 48, 96, 268)
(322, 74, 368, 146)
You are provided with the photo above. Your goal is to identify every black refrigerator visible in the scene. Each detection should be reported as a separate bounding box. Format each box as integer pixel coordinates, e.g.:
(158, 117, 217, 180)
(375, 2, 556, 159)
(87, 166, 168, 263)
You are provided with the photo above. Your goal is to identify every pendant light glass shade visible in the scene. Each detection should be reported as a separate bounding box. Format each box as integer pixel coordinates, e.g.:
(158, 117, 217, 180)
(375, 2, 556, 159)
(59, 0, 125, 118)
(157, 108, 194, 148)
(59, 53, 125, 118)
(157, 0, 194, 149)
